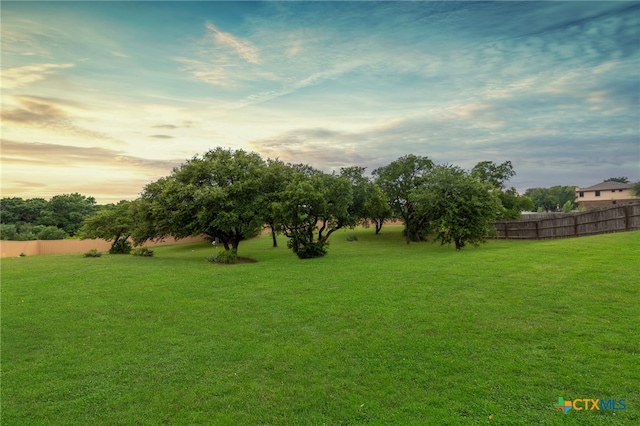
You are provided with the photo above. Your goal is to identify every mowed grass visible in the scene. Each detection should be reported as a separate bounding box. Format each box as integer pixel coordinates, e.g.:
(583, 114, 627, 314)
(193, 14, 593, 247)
(1, 227, 638, 425)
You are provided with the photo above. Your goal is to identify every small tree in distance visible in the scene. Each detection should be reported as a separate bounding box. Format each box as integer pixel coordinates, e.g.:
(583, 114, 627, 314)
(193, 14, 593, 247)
(79, 200, 135, 254)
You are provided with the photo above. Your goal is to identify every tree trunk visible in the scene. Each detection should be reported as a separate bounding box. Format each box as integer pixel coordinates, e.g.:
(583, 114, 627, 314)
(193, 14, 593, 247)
(271, 226, 278, 248)
(375, 220, 383, 234)
(111, 231, 123, 250)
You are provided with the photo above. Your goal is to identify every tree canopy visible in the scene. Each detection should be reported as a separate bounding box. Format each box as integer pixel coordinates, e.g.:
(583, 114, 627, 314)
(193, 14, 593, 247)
(412, 164, 502, 250)
(372, 154, 434, 243)
(275, 170, 356, 258)
(137, 148, 266, 253)
(524, 186, 576, 212)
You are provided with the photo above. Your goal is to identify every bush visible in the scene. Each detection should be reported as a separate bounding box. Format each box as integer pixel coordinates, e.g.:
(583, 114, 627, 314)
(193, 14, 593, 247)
(207, 249, 237, 264)
(109, 239, 132, 254)
(83, 249, 102, 258)
(346, 234, 358, 242)
(288, 240, 327, 259)
(132, 247, 154, 257)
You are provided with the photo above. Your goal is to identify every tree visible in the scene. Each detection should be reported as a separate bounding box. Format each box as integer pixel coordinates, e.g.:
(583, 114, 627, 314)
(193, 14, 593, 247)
(276, 171, 356, 258)
(497, 189, 534, 219)
(0, 197, 48, 225)
(38, 193, 97, 236)
(372, 154, 434, 243)
(411, 164, 502, 250)
(633, 182, 640, 197)
(524, 186, 576, 212)
(471, 160, 515, 190)
(365, 183, 392, 234)
(79, 200, 135, 253)
(138, 148, 265, 253)
(561, 200, 574, 213)
(261, 159, 296, 248)
(604, 177, 630, 184)
(36, 226, 68, 240)
(340, 166, 392, 234)
(471, 161, 531, 219)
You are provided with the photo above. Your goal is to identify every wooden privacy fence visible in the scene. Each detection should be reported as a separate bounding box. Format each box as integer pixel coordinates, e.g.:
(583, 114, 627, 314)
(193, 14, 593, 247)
(494, 203, 640, 240)
(0, 235, 207, 258)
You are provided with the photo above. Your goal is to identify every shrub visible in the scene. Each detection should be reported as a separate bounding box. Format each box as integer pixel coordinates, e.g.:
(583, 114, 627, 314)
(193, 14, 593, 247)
(19, 253, 26, 257)
(132, 247, 154, 257)
(207, 249, 237, 264)
(109, 239, 132, 254)
(346, 234, 358, 242)
(288, 240, 327, 259)
(83, 249, 102, 258)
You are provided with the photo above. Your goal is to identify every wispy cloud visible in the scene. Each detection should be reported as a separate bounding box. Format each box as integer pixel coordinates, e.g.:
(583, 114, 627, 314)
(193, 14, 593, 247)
(2, 139, 180, 171)
(150, 135, 173, 139)
(1, 63, 74, 89)
(1, 95, 125, 144)
(205, 21, 260, 64)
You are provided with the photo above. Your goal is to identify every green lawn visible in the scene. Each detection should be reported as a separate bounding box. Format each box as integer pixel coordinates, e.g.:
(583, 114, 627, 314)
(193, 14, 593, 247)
(2, 227, 638, 425)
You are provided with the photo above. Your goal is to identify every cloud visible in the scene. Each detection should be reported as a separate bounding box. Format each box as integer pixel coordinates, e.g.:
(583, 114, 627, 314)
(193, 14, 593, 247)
(152, 124, 179, 129)
(174, 56, 233, 87)
(205, 22, 260, 64)
(1, 95, 123, 143)
(1, 63, 74, 89)
(1, 139, 181, 172)
(150, 135, 173, 139)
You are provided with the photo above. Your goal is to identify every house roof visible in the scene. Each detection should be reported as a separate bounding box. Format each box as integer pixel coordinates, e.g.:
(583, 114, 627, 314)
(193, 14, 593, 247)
(577, 181, 633, 191)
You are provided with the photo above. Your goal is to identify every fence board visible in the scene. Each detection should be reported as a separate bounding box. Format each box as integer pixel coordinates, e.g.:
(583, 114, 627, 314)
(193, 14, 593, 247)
(495, 203, 640, 240)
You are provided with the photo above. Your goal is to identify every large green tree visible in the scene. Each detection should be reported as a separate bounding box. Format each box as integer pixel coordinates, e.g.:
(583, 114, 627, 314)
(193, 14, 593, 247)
(412, 164, 502, 250)
(373, 154, 434, 243)
(138, 148, 265, 253)
(275, 170, 356, 258)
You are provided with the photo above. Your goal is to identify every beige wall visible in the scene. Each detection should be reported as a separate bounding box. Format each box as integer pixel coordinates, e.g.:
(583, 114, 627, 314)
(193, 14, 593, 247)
(0, 236, 206, 258)
(576, 188, 636, 202)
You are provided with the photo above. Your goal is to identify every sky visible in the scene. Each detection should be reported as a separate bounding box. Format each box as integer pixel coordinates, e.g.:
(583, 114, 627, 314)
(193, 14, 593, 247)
(1, 1, 639, 204)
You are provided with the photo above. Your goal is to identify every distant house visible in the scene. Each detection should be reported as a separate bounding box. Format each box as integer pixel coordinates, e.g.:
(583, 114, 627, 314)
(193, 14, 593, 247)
(575, 181, 639, 210)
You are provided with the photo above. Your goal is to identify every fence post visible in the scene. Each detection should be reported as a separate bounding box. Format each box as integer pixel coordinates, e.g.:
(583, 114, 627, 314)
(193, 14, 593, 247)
(504, 222, 509, 240)
(624, 205, 630, 231)
(574, 215, 578, 237)
(535, 221, 539, 240)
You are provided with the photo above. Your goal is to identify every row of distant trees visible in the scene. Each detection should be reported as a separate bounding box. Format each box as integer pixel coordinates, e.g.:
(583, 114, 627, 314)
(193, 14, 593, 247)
(78, 149, 532, 256)
(2, 150, 636, 256)
(0, 193, 98, 241)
